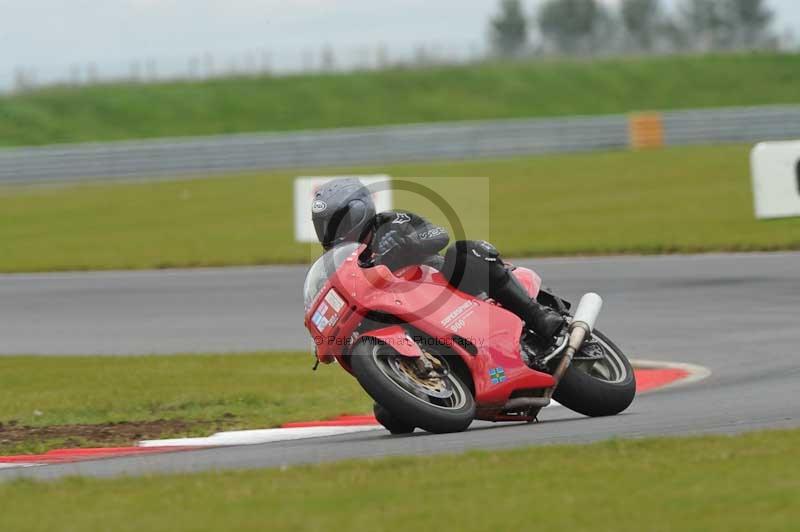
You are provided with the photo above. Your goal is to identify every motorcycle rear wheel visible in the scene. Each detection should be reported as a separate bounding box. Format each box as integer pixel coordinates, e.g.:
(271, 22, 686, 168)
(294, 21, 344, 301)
(350, 339, 475, 434)
(552, 330, 636, 417)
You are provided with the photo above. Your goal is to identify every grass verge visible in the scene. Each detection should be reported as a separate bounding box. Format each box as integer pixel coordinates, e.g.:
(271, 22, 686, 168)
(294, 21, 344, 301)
(0, 353, 370, 455)
(2, 53, 800, 145)
(2, 144, 800, 273)
(2, 429, 799, 531)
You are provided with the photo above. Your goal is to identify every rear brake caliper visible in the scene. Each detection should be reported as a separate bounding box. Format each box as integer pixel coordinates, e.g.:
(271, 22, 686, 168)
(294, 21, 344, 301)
(574, 339, 604, 361)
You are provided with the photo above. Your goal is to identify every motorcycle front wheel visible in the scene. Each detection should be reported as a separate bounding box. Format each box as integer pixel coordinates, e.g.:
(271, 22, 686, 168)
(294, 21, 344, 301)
(373, 402, 415, 435)
(552, 330, 636, 417)
(350, 338, 475, 434)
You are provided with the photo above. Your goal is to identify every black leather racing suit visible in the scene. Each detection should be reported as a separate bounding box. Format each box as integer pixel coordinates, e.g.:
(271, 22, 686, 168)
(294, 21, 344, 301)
(364, 211, 565, 342)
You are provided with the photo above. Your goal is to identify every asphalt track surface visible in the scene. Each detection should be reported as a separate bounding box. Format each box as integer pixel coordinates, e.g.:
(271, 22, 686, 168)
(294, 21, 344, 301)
(1, 252, 798, 480)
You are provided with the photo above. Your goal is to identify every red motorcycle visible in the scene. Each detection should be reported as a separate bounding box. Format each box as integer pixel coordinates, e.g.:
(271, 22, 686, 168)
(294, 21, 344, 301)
(304, 243, 635, 434)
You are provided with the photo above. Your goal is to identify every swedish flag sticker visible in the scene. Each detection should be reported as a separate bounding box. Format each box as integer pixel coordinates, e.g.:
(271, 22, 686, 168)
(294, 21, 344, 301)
(489, 367, 506, 385)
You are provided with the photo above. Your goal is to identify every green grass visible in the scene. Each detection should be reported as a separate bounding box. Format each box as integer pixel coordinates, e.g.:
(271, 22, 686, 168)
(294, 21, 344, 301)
(3, 429, 799, 532)
(2, 53, 800, 146)
(0, 353, 370, 454)
(2, 144, 800, 273)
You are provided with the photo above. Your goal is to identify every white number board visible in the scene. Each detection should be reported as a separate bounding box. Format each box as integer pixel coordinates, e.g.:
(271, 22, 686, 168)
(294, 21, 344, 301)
(751, 141, 800, 219)
(294, 176, 393, 242)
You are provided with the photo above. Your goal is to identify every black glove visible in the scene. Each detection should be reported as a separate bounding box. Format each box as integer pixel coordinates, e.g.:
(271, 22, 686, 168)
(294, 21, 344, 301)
(377, 229, 406, 256)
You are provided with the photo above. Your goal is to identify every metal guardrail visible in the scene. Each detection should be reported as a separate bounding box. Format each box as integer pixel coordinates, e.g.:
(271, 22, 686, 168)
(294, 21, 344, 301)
(0, 105, 798, 184)
(663, 106, 800, 145)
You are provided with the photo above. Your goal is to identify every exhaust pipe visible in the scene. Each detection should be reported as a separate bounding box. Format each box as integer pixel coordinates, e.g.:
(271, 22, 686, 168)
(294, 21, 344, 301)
(502, 397, 551, 412)
(571, 292, 603, 334)
(543, 293, 603, 401)
(564, 292, 603, 357)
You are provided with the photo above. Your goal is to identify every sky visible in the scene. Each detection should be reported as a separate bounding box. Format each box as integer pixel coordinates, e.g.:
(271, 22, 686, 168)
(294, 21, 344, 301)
(1, 0, 799, 90)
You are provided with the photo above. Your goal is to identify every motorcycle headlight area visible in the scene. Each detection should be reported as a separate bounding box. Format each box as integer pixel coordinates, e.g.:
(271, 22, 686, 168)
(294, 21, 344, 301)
(311, 289, 346, 333)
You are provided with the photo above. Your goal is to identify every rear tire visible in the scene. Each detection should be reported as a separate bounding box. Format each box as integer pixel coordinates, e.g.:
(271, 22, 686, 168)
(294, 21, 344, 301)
(350, 339, 475, 434)
(553, 330, 636, 417)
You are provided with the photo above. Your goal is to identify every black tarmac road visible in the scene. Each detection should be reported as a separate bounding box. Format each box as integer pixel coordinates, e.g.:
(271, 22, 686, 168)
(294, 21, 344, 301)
(1, 252, 798, 480)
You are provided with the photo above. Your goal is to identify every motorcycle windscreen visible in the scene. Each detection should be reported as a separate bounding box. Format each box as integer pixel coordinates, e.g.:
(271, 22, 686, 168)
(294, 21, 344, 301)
(303, 242, 362, 311)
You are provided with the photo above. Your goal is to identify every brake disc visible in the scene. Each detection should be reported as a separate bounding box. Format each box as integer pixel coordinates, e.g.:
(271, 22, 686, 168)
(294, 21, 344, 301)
(388, 356, 454, 399)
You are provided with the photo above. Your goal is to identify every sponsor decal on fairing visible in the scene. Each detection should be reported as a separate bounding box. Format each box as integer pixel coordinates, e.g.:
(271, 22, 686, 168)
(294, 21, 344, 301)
(489, 367, 507, 385)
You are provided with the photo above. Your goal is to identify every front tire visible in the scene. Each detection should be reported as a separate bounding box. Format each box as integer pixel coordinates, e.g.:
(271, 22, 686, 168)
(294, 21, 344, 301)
(350, 339, 475, 434)
(553, 330, 635, 417)
(373, 403, 415, 435)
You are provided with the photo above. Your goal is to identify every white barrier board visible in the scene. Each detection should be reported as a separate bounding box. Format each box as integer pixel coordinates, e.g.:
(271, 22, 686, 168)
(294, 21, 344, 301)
(294, 176, 393, 242)
(750, 141, 800, 219)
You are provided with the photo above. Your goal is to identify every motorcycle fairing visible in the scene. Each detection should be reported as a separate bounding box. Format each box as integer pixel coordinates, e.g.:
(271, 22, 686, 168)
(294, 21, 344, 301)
(309, 247, 555, 409)
(360, 326, 423, 358)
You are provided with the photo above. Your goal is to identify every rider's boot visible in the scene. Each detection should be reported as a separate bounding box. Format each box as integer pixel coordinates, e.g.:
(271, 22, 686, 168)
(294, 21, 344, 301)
(492, 275, 566, 345)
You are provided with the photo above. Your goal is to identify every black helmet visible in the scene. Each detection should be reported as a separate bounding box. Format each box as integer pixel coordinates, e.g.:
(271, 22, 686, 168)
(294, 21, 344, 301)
(311, 178, 376, 250)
